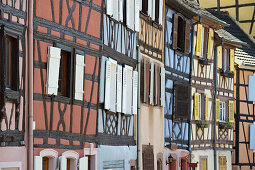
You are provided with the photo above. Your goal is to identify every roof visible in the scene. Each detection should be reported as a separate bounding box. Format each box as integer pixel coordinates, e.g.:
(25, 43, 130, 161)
(215, 29, 246, 46)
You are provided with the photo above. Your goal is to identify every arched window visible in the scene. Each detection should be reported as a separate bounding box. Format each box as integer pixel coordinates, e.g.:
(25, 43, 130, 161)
(40, 149, 58, 170)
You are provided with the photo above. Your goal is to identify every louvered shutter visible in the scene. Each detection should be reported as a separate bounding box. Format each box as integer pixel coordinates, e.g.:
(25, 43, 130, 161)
(117, 65, 123, 113)
(194, 93, 199, 120)
(146, 60, 150, 104)
(109, 59, 117, 112)
(106, 0, 113, 16)
(230, 49, 234, 72)
(156, 65, 161, 106)
(133, 71, 138, 114)
(34, 156, 42, 170)
(154, 64, 157, 105)
(104, 60, 111, 110)
(119, 0, 123, 21)
(172, 14, 178, 50)
(160, 67, 165, 106)
(46, 47, 61, 95)
(207, 28, 214, 59)
(122, 67, 127, 114)
(123, 65, 133, 114)
(175, 84, 190, 118)
(195, 24, 203, 57)
(99, 56, 107, 103)
(74, 54, 85, 100)
(192, 24, 197, 55)
(159, 0, 163, 25)
(184, 20, 191, 54)
(205, 94, 209, 121)
(112, 0, 118, 20)
(217, 46, 223, 69)
(79, 157, 88, 170)
(141, 59, 145, 102)
(150, 62, 154, 105)
(135, 0, 140, 32)
(126, 0, 135, 30)
(216, 99, 220, 122)
(59, 156, 67, 170)
(229, 100, 234, 123)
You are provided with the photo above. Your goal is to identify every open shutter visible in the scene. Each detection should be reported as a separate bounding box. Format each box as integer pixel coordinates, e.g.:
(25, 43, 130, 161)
(74, 54, 85, 100)
(126, 0, 135, 30)
(59, 156, 67, 170)
(146, 60, 150, 104)
(217, 46, 223, 69)
(79, 157, 88, 170)
(119, 0, 123, 21)
(132, 71, 138, 114)
(135, 0, 140, 31)
(149, 62, 154, 105)
(34, 156, 42, 170)
(194, 93, 199, 120)
(141, 59, 145, 102)
(195, 24, 203, 57)
(112, 0, 118, 20)
(122, 67, 127, 114)
(172, 14, 178, 50)
(160, 67, 165, 106)
(154, 64, 157, 105)
(216, 99, 220, 122)
(117, 65, 123, 113)
(192, 24, 197, 55)
(46, 47, 61, 95)
(123, 65, 133, 114)
(106, 0, 113, 16)
(109, 59, 117, 112)
(229, 100, 234, 123)
(205, 94, 209, 121)
(104, 59, 111, 110)
(184, 20, 191, 54)
(207, 28, 214, 59)
(159, 0, 163, 25)
(156, 65, 161, 106)
(230, 49, 234, 72)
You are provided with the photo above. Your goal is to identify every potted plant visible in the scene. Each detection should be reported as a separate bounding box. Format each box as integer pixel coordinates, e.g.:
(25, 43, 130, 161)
(219, 122, 233, 129)
(197, 120, 209, 128)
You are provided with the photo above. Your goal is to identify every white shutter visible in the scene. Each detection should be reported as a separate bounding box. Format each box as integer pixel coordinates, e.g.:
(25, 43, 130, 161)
(46, 47, 61, 95)
(112, 0, 119, 20)
(117, 65, 123, 113)
(139, 0, 142, 10)
(150, 62, 154, 105)
(152, 0, 155, 20)
(126, 65, 133, 114)
(79, 157, 88, 170)
(99, 56, 107, 103)
(126, 0, 135, 30)
(109, 58, 117, 112)
(34, 156, 42, 170)
(74, 54, 85, 100)
(160, 67, 165, 106)
(104, 60, 111, 110)
(159, 0, 163, 25)
(122, 67, 127, 114)
(59, 156, 67, 170)
(148, 0, 152, 17)
(119, 0, 123, 22)
(135, 0, 140, 32)
(132, 71, 138, 114)
(106, 0, 113, 16)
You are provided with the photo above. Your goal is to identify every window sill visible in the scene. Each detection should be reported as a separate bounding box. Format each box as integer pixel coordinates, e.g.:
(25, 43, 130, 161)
(220, 70, 234, 78)
(5, 89, 19, 101)
(198, 58, 211, 65)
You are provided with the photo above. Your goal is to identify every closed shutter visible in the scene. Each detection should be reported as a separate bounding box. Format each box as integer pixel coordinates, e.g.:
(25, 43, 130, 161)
(207, 28, 214, 59)
(184, 20, 191, 54)
(150, 62, 154, 105)
(203, 27, 209, 58)
(74, 54, 85, 100)
(126, 0, 135, 30)
(216, 99, 220, 122)
(229, 100, 234, 123)
(195, 24, 203, 57)
(104, 60, 111, 110)
(160, 67, 165, 106)
(59, 156, 67, 170)
(119, 0, 123, 21)
(142, 145, 154, 170)
(46, 47, 61, 95)
(135, 0, 140, 32)
(205, 94, 209, 121)
(109, 59, 117, 112)
(230, 49, 234, 72)
(106, 0, 113, 16)
(159, 0, 163, 25)
(194, 93, 199, 120)
(133, 71, 138, 114)
(112, 0, 118, 20)
(175, 84, 190, 118)
(217, 46, 223, 69)
(122, 67, 127, 114)
(34, 156, 42, 170)
(117, 65, 123, 113)
(79, 157, 88, 170)
(172, 14, 178, 50)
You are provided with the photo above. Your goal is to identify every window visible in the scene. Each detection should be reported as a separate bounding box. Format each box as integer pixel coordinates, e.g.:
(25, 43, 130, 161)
(220, 101, 226, 121)
(223, 48, 229, 71)
(200, 157, 207, 170)
(142, 0, 148, 14)
(174, 84, 190, 119)
(177, 17, 185, 51)
(42, 157, 49, 170)
(217, 46, 235, 73)
(219, 156, 227, 170)
(194, 93, 209, 121)
(198, 94, 202, 120)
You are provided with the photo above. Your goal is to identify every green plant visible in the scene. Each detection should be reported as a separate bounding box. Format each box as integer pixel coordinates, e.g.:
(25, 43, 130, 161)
(197, 120, 209, 128)
(219, 122, 233, 129)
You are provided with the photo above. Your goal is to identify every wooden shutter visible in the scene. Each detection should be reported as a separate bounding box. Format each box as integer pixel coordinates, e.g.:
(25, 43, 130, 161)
(156, 65, 161, 106)
(117, 65, 123, 113)
(106, 0, 113, 16)
(109, 59, 117, 112)
(142, 145, 154, 170)
(175, 84, 190, 119)
(229, 100, 234, 123)
(159, 0, 163, 25)
(74, 54, 85, 100)
(172, 14, 178, 50)
(195, 24, 203, 57)
(201, 158, 207, 170)
(126, 65, 133, 114)
(122, 67, 127, 114)
(146, 60, 150, 104)
(79, 157, 88, 170)
(119, 0, 123, 21)
(230, 49, 234, 72)
(203, 27, 209, 58)
(184, 20, 191, 54)
(150, 62, 154, 105)
(104, 60, 111, 110)
(216, 99, 220, 122)
(205, 94, 209, 121)
(154, 64, 157, 105)
(112, 0, 118, 20)
(135, 0, 140, 31)
(217, 46, 223, 69)
(207, 28, 214, 59)
(46, 46, 61, 95)
(133, 71, 138, 114)
(160, 67, 165, 107)
(141, 59, 145, 102)
(34, 156, 42, 170)
(126, 0, 135, 30)
(59, 156, 67, 170)
(192, 24, 197, 55)
(194, 93, 199, 120)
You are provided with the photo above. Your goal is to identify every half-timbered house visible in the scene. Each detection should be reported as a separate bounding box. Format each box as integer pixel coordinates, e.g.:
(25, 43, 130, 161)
(0, 0, 28, 169)
(33, 0, 101, 169)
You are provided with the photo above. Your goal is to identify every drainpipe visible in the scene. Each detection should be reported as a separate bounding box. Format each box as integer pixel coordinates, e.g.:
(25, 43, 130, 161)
(137, 45, 141, 170)
(27, 0, 33, 169)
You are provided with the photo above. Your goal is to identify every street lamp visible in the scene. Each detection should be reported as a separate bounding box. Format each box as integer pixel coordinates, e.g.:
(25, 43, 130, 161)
(166, 154, 173, 165)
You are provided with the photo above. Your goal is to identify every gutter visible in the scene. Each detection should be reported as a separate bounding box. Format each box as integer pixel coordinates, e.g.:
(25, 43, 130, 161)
(137, 45, 141, 170)
(27, 0, 33, 169)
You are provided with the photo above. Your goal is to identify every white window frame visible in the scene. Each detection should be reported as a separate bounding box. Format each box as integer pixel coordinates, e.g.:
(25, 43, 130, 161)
(220, 101, 226, 121)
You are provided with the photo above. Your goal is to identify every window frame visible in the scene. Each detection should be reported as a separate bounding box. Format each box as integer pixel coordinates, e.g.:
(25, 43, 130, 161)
(219, 156, 227, 170)
(220, 101, 226, 122)
(200, 156, 208, 170)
